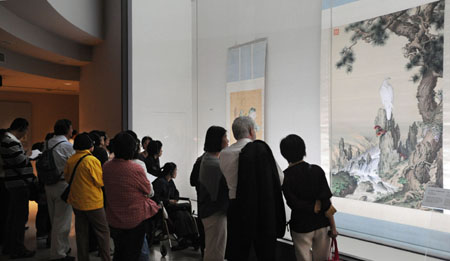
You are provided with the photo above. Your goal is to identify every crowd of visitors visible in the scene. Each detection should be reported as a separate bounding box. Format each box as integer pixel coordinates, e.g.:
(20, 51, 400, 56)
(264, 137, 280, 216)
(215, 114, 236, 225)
(0, 116, 337, 261)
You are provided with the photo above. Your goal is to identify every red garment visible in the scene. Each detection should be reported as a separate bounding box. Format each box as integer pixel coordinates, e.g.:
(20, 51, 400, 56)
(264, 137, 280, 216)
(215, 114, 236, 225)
(103, 159, 159, 229)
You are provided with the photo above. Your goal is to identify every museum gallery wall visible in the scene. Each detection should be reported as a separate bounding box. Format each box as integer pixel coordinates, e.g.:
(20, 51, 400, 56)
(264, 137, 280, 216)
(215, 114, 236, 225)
(321, 0, 450, 258)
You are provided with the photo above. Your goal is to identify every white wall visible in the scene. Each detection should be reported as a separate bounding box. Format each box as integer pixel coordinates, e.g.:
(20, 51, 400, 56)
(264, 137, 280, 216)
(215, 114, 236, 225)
(196, 0, 323, 170)
(131, 0, 323, 199)
(131, 0, 194, 198)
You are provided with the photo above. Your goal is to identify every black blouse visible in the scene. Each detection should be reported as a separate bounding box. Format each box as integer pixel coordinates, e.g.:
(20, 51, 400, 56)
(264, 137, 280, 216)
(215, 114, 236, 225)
(282, 162, 332, 233)
(152, 177, 179, 207)
(141, 155, 161, 177)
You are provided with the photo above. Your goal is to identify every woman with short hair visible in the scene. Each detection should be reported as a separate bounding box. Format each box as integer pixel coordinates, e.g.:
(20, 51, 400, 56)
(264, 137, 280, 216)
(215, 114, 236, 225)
(280, 134, 338, 261)
(197, 126, 229, 261)
(103, 132, 159, 261)
(144, 140, 162, 177)
(64, 133, 111, 261)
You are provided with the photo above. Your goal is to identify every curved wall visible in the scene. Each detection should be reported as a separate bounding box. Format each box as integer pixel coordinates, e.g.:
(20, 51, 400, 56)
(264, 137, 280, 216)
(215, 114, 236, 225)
(48, 0, 103, 41)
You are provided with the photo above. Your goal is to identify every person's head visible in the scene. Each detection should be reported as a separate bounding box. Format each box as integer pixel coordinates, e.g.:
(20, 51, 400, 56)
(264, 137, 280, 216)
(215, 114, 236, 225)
(232, 116, 256, 141)
(45, 132, 54, 141)
(280, 134, 306, 163)
(71, 129, 78, 139)
(88, 131, 101, 147)
(112, 132, 137, 160)
(141, 136, 152, 151)
(125, 130, 141, 159)
(8, 118, 29, 139)
(161, 162, 177, 179)
(92, 130, 107, 147)
(98, 131, 109, 147)
(54, 119, 73, 138)
(73, 133, 94, 151)
(32, 142, 44, 152)
(147, 140, 163, 158)
(204, 126, 228, 153)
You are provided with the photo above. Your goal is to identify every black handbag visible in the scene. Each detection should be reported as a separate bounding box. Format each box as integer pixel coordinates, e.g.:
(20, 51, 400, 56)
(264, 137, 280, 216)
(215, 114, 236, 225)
(61, 154, 89, 202)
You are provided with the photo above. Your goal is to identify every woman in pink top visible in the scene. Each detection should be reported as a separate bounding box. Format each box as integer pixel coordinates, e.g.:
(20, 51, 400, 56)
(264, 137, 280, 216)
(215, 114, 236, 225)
(103, 132, 159, 261)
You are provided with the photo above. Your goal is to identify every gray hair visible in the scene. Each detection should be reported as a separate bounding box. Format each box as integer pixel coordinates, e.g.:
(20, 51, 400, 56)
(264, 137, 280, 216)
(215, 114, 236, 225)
(232, 116, 255, 140)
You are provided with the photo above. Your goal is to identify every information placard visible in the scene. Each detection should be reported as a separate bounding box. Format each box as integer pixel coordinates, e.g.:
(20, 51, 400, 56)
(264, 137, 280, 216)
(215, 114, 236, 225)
(422, 187, 450, 210)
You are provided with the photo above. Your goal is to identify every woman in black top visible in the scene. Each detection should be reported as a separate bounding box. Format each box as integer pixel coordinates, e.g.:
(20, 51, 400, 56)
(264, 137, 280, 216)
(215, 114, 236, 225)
(143, 140, 162, 177)
(280, 134, 337, 261)
(153, 163, 198, 250)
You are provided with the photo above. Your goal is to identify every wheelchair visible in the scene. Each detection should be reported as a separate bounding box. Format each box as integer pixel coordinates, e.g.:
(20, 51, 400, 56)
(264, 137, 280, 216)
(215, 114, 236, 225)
(151, 197, 201, 257)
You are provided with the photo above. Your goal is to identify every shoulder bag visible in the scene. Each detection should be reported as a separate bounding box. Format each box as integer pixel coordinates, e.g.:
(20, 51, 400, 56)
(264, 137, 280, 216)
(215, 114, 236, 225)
(61, 154, 89, 202)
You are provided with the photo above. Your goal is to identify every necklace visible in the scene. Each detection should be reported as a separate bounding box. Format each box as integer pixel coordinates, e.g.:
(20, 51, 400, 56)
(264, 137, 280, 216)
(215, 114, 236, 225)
(289, 160, 304, 167)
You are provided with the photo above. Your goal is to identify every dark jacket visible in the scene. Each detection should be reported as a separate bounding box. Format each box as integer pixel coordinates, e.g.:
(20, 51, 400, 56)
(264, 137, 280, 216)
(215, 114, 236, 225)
(189, 154, 204, 190)
(237, 140, 286, 239)
(143, 156, 161, 177)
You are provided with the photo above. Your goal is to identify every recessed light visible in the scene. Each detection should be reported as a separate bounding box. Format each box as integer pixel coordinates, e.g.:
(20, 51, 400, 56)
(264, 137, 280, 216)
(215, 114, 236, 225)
(63, 82, 72, 86)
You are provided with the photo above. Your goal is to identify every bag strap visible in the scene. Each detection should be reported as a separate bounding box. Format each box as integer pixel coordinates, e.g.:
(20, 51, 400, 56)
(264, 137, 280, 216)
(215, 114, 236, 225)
(49, 140, 65, 151)
(67, 154, 90, 188)
(329, 237, 339, 261)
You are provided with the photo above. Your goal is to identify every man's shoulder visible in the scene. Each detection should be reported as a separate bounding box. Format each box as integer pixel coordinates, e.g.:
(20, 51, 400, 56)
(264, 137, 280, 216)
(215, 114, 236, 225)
(49, 136, 70, 147)
(0, 133, 19, 146)
(222, 141, 246, 154)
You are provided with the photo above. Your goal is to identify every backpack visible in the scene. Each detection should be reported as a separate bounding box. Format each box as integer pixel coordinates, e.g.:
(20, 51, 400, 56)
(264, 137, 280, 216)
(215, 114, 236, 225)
(36, 141, 65, 185)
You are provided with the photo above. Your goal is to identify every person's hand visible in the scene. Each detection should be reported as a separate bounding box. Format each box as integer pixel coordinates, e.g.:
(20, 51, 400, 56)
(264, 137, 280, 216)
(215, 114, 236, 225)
(314, 200, 321, 214)
(328, 227, 338, 238)
(169, 199, 178, 204)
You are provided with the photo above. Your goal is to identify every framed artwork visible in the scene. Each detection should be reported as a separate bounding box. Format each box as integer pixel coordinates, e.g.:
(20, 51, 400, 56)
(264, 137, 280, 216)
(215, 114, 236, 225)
(321, 0, 450, 258)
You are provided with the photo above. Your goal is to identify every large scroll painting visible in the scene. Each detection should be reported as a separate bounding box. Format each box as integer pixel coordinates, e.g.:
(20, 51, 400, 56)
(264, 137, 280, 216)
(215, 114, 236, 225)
(330, 1, 444, 209)
(226, 39, 266, 143)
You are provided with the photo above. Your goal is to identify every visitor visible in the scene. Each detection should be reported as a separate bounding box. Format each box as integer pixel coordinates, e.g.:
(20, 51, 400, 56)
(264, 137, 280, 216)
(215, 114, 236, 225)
(280, 134, 338, 261)
(197, 126, 229, 261)
(0, 118, 36, 259)
(143, 140, 163, 177)
(64, 133, 111, 261)
(103, 132, 159, 261)
(45, 119, 75, 260)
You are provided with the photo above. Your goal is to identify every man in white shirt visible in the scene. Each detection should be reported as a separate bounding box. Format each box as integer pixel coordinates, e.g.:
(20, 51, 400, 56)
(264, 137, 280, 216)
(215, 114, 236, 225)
(219, 116, 284, 260)
(45, 119, 75, 261)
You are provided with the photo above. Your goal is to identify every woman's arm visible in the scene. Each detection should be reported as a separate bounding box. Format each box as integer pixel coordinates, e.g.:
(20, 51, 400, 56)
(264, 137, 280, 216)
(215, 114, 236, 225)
(328, 213, 338, 238)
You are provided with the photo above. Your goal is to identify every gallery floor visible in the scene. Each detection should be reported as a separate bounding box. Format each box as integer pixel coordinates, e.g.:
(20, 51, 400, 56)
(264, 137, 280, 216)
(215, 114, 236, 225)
(0, 201, 202, 261)
(0, 202, 444, 261)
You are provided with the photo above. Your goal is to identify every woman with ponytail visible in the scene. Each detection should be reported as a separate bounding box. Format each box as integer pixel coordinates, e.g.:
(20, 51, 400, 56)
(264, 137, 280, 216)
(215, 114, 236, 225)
(153, 162, 198, 250)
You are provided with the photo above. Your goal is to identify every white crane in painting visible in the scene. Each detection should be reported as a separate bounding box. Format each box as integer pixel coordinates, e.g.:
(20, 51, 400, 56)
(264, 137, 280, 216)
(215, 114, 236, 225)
(380, 77, 394, 120)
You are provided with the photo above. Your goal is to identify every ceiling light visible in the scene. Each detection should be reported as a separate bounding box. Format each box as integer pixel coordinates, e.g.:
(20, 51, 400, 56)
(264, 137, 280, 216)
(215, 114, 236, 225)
(63, 82, 72, 86)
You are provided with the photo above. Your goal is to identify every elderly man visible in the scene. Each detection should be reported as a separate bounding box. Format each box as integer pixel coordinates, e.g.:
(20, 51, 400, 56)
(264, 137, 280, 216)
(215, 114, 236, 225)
(219, 116, 285, 261)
